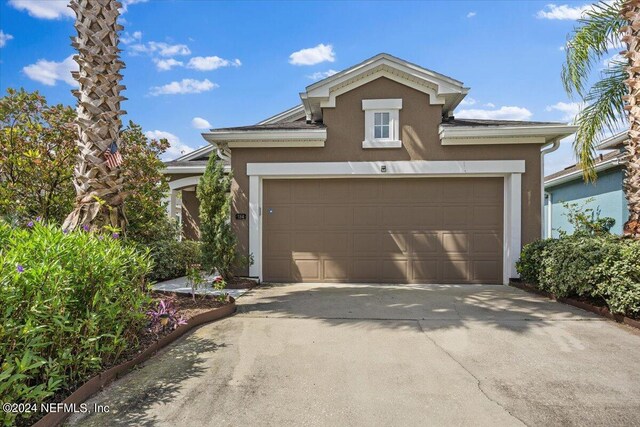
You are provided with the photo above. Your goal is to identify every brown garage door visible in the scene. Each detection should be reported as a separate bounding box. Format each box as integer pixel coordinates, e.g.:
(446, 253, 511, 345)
(263, 178, 503, 284)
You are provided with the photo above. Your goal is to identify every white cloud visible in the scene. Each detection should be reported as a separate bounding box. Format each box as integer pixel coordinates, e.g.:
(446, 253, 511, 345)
(289, 43, 335, 66)
(467, 12, 476, 18)
(306, 69, 338, 80)
(187, 56, 242, 71)
(459, 97, 476, 106)
(120, 31, 142, 45)
(8, 0, 74, 19)
(144, 130, 194, 160)
(536, 4, 591, 20)
(149, 78, 217, 96)
(130, 41, 191, 57)
(0, 30, 13, 48)
(603, 53, 624, 69)
(154, 58, 183, 71)
(120, 0, 149, 13)
(484, 102, 495, 108)
(546, 101, 584, 122)
(23, 55, 78, 86)
(191, 117, 212, 129)
(456, 106, 533, 121)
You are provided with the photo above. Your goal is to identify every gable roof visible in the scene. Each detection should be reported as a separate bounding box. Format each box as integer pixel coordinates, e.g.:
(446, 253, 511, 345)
(300, 53, 469, 122)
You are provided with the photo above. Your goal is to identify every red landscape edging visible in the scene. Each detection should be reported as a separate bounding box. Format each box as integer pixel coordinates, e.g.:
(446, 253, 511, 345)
(31, 298, 236, 427)
(510, 281, 640, 330)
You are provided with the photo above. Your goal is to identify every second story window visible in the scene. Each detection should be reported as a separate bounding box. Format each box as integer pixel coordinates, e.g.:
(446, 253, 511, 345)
(362, 99, 402, 148)
(374, 112, 391, 139)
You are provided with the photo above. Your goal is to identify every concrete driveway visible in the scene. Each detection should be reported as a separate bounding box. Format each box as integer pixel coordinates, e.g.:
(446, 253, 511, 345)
(69, 283, 640, 427)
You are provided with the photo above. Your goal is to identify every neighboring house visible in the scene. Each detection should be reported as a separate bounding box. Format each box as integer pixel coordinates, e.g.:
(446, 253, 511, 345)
(543, 132, 628, 238)
(163, 53, 576, 284)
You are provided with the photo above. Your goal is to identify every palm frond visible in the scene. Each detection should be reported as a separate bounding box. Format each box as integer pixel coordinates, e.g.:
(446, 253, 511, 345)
(573, 60, 627, 181)
(562, 0, 625, 98)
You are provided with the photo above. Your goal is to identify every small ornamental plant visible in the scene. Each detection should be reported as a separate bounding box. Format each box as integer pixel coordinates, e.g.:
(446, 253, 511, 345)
(186, 263, 205, 301)
(212, 275, 229, 302)
(147, 299, 187, 336)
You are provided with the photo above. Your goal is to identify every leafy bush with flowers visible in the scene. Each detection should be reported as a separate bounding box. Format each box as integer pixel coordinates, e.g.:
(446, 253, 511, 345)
(0, 220, 152, 426)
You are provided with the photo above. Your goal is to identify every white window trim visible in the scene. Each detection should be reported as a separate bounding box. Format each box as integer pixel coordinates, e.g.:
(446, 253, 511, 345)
(362, 99, 402, 148)
(247, 160, 524, 285)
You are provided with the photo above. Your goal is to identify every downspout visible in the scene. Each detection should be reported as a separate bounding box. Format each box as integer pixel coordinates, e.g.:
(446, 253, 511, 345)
(541, 138, 560, 238)
(544, 191, 552, 238)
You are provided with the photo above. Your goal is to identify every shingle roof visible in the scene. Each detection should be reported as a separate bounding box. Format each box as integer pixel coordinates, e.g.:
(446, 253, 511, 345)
(441, 118, 565, 127)
(211, 121, 325, 132)
(163, 160, 209, 167)
(544, 150, 623, 182)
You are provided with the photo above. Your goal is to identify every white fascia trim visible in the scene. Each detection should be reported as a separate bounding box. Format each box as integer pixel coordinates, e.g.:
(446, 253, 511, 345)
(204, 129, 326, 142)
(164, 164, 230, 177)
(163, 166, 206, 174)
(442, 136, 547, 145)
(257, 105, 306, 125)
(247, 160, 525, 176)
(228, 140, 325, 148)
(247, 159, 524, 285)
(544, 158, 622, 188)
(439, 124, 578, 141)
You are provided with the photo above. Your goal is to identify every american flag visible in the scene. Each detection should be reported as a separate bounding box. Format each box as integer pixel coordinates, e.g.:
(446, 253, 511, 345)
(104, 141, 123, 169)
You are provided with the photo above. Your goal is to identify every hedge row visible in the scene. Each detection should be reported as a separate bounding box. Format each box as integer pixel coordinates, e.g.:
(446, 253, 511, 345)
(516, 235, 640, 317)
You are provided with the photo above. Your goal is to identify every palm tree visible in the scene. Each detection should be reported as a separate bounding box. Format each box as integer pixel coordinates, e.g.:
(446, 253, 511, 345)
(562, 0, 639, 237)
(63, 0, 127, 232)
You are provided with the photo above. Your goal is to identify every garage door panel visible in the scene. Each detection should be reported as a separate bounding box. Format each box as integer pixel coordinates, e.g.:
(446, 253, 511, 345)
(442, 207, 469, 227)
(408, 206, 442, 227)
(263, 178, 503, 284)
(382, 259, 409, 281)
(352, 259, 381, 281)
(323, 232, 349, 254)
(441, 232, 470, 254)
(380, 232, 408, 254)
(324, 206, 352, 227)
(265, 232, 292, 255)
(411, 232, 439, 254)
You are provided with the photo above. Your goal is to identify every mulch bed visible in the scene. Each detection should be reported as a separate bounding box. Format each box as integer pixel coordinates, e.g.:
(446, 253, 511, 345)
(510, 280, 640, 330)
(225, 276, 259, 289)
(28, 292, 234, 427)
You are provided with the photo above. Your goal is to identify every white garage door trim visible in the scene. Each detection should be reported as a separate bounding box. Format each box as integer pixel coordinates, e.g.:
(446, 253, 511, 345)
(247, 160, 524, 285)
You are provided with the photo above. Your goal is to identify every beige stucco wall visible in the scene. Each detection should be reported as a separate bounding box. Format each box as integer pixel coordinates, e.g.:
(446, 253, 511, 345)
(181, 190, 200, 240)
(230, 77, 543, 275)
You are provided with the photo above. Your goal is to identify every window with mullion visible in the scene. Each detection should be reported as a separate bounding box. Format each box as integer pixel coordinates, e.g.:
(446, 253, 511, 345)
(374, 112, 390, 139)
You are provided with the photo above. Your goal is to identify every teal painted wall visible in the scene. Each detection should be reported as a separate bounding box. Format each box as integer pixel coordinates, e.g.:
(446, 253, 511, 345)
(544, 167, 627, 238)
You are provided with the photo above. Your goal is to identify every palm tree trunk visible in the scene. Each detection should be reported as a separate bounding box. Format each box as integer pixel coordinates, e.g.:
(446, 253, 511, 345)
(622, 0, 640, 237)
(63, 0, 127, 232)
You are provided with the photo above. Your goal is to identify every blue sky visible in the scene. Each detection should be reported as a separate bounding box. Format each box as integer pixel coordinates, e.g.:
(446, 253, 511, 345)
(0, 0, 618, 173)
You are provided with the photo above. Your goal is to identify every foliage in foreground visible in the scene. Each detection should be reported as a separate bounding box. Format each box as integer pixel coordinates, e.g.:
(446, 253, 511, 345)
(0, 221, 152, 426)
(0, 88, 193, 281)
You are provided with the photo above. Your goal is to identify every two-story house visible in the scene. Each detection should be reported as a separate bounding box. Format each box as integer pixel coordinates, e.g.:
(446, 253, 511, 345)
(163, 53, 576, 285)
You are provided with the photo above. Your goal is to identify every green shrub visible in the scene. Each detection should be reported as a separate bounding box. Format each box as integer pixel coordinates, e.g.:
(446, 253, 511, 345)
(516, 238, 558, 285)
(590, 239, 640, 316)
(518, 234, 640, 317)
(0, 221, 152, 426)
(539, 236, 616, 297)
(197, 155, 238, 279)
(147, 239, 201, 282)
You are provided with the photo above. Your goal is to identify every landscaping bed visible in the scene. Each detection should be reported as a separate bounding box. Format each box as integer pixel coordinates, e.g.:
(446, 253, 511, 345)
(510, 279, 640, 330)
(31, 293, 235, 427)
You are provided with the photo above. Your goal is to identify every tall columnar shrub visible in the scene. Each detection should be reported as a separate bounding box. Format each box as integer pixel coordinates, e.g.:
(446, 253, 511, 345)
(197, 156, 237, 279)
(0, 221, 152, 426)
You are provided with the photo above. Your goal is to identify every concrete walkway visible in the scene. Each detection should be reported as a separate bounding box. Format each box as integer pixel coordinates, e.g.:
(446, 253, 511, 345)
(69, 283, 640, 427)
(153, 274, 250, 299)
